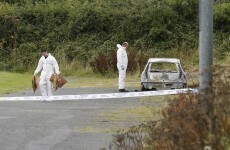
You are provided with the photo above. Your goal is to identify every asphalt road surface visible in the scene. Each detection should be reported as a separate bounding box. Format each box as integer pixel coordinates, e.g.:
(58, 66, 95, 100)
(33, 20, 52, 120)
(0, 87, 142, 150)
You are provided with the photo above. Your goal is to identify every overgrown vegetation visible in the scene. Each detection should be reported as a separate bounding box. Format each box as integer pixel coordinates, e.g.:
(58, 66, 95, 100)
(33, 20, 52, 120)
(0, 0, 229, 75)
(109, 66, 230, 149)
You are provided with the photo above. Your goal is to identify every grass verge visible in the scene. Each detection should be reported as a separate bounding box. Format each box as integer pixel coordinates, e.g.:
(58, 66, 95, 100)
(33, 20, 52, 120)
(66, 74, 140, 88)
(0, 69, 198, 95)
(0, 71, 141, 95)
(0, 72, 32, 95)
(73, 95, 174, 134)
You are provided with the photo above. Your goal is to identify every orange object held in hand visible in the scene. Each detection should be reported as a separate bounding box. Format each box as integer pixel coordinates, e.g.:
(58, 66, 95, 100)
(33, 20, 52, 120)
(32, 76, 40, 93)
(50, 74, 67, 91)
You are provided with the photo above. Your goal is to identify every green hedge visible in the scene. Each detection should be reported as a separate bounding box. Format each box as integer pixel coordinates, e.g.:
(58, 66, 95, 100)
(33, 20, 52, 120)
(0, 0, 229, 73)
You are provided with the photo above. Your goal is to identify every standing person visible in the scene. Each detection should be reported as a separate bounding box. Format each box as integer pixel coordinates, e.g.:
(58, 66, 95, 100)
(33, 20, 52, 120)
(117, 42, 129, 92)
(34, 48, 60, 100)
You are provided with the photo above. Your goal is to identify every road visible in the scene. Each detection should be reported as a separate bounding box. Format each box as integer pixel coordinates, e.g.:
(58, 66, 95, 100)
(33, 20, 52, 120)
(0, 87, 142, 150)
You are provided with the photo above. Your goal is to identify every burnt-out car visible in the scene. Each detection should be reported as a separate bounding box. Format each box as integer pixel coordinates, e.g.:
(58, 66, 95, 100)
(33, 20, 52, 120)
(141, 58, 187, 91)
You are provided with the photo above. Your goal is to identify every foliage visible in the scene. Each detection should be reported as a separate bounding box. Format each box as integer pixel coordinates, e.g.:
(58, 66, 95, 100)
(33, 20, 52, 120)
(90, 52, 110, 75)
(89, 47, 143, 75)
(10, 43, 38, 72)
(0, 0, 229, 74)
(214, 2, 230, 59)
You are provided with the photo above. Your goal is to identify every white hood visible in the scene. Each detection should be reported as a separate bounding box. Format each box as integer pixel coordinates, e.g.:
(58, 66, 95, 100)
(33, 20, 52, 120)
(117, 44, 128, 65)
(117, 44, 123, 49)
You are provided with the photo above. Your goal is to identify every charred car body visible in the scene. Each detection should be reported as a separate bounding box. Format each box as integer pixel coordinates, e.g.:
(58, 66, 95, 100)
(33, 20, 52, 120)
(141, 58, 187, 91)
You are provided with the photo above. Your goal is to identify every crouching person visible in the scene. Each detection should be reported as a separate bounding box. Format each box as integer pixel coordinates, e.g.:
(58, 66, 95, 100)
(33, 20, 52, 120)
(34, 48, 60, 101)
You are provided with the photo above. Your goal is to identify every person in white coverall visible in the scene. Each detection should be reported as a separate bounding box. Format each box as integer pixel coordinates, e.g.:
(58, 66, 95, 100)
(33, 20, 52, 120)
(34, 48, 60, 98)
(117, 42, 129, 92)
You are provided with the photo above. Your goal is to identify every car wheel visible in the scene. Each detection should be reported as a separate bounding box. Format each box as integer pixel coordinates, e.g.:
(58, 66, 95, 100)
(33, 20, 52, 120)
(141, 85, 148, 91)
(183, 83, 187, 88)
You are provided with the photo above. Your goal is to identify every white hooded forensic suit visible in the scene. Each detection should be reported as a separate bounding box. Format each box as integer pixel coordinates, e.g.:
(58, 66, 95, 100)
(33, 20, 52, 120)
(34, 53, 60, 97)
(117, 44, 128, 90)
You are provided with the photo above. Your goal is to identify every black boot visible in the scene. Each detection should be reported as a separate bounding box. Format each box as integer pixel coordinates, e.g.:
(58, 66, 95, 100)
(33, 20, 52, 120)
(119, 89, 129, 92)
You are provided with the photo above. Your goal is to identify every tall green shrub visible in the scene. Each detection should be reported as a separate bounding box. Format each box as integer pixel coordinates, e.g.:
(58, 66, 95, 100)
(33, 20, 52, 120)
(0, 0, 229, 73)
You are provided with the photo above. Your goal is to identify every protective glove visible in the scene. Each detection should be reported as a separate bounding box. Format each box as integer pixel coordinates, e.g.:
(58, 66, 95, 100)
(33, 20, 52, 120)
(121, 65, 124, 70)
(34, 70, 38, 76)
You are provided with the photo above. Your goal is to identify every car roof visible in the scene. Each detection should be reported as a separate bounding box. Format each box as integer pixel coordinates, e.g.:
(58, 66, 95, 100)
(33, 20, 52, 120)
(148, 58, 180, 63)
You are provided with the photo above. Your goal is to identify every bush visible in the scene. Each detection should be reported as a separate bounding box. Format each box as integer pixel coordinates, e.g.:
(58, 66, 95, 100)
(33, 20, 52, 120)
(89, 52, 109, 75)
(10, 43, 37, 72)
(0, 0, 229, 73)
(214, 2, 230, 33)
(89, 47, 143, 75)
